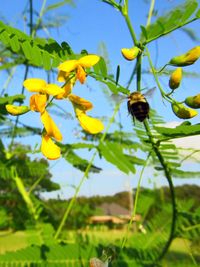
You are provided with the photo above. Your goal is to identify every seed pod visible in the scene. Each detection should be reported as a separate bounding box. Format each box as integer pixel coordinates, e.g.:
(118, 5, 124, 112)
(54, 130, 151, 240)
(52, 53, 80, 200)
(169, 46, 200, 67)
(6, 104, 30, 116)
(169, 67, 182, 89)
(171, 103, 198, 119)
(121, 46, 141, 61)
(185, 94, 200, 109)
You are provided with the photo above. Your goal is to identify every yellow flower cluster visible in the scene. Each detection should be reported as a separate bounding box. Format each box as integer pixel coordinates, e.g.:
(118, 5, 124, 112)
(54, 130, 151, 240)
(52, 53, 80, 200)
(6, 55, 104, 160)
(168, 47, 200, 119)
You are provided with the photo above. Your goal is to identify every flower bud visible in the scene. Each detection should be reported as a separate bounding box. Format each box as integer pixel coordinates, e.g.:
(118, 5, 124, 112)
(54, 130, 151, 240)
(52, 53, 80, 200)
(6, 104, 30, 116)
(185, 94, 200, 109)
(171, 103, 198, 119)
(169, 67, 182, 89)
(121, 46, 141, 61)
(169, 46, 200, 67)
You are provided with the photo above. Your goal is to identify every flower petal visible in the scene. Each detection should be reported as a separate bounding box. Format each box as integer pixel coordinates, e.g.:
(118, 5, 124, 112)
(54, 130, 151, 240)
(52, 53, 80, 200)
(58, 59, 78, 72)
(30, 94, 47, 113)
(76, 65, 86, 84)
(41, 134, 61, 160)
(44, 84, 65, 96)
(23, 78, 47, 93)
(57, 70, 68, 82)
(69, 94, 93, 111)
(78, 55, 100, 68)
(75, 108, 104, 134)
(56, 83, 73, 100)
(41, 110, 62, 141)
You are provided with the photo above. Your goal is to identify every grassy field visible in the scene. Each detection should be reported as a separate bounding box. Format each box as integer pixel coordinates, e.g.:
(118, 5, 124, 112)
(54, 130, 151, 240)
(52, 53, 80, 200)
(0, 229, 199, 266)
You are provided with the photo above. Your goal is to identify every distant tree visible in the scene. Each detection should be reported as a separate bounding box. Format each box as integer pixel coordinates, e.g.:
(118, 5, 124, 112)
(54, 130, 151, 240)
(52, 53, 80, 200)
(0, 140, 60, 229)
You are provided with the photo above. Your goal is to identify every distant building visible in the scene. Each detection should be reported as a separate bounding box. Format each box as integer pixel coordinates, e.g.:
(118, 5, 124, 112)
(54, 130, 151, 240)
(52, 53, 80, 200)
(89, 202, 141, 225)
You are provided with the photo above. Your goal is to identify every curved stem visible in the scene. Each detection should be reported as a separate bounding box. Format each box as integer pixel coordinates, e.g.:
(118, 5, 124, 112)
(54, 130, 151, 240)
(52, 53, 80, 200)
(143, 120, 177, 263)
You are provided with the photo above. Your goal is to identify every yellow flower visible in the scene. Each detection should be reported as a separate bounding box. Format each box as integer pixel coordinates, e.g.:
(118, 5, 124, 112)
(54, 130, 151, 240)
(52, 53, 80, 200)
(30, 94, 47, 113)
(169, 67, 182, 89)
(40, 110, 62, 141)
(185, 94, 200, 109)
(58, 55, 100, 84)
(6, 104, 30, 116)
(41, 134, 60, 160)
(171, 103, 198, 119)
(169, 46, 200, 67)
(121, 46, 141, 61)
(56, 77, 76, 100)
(68, 94, 104, 134)
(68, 94, 93, 111)
(23, 78, 65, 96)
(75, 108, 104, 134)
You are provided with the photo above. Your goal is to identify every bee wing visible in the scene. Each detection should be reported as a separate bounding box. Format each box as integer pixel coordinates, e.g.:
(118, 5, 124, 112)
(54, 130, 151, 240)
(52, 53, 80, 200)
(90, 258, 108, 267)
(110, 93, 127, 104)
(143, 87, 156, 98)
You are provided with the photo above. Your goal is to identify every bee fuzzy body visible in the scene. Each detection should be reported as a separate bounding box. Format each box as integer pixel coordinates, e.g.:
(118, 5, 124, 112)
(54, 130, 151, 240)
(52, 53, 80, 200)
(127, 92, 150, 122)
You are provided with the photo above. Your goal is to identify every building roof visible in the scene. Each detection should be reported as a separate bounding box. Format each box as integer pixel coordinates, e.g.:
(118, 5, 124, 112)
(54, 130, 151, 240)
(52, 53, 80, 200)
(98, 202, 130, 216)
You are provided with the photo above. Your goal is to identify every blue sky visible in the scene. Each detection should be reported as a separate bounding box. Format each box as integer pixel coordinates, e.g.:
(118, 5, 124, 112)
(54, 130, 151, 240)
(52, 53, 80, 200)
(1, 0, 200, 198)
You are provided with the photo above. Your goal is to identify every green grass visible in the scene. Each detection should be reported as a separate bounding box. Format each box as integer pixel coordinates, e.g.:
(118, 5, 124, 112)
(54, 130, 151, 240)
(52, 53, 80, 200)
(0, 229, 199, 266)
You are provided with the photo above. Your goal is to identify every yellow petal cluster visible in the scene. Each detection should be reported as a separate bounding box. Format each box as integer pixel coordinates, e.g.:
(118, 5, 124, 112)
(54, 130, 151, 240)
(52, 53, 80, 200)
(10, 54, 103, 161)
(30, 94, 47, 113)
(58, 55, 100, 84)
(23, 78, 64, 96)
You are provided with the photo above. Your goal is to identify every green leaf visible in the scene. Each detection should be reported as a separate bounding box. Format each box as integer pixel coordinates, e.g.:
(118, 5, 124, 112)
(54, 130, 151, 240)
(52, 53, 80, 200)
(99, 141, 136, 174)
(155, 122, 200, 139)
(42, 50, 52, 70)
(21, 41, 32, 60)
(45, 0, 75, 12)
(196, 8, 200, 17)
(141, 0, 199, 43)
(171, 168, 200, 178)
(61, 144, 101, 173)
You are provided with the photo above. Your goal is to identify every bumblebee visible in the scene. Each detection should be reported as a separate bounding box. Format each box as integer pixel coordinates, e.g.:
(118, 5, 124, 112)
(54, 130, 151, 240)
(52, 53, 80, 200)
(127, 91, 150, 122)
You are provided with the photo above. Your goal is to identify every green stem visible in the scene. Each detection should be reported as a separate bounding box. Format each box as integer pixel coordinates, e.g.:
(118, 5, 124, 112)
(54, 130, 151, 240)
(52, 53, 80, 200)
(146, 0, 155, 27)
(143, 120, 177, 263)
(31, 0, 47, 38)
(54, 104, 121, 239)
(123, 14, 138, 46)
(121, 152, 151, 248)
(136, 54, 142, 91)
(146, 47, 174, 103)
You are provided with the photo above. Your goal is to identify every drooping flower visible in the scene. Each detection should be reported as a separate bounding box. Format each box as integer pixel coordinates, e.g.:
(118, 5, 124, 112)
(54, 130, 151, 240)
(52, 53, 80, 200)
(40, 110, 63, 141)
(41, 134, 61, 160)
(68, 94, 104, 134)
(30, 94, 47, 113)
(58, 55, 100, 84)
